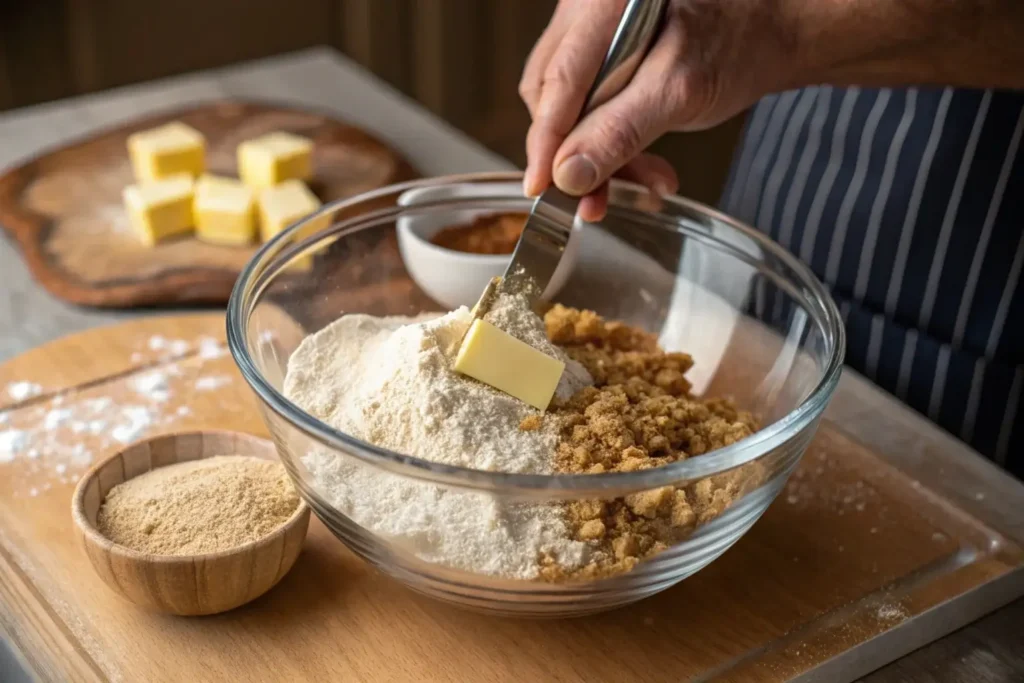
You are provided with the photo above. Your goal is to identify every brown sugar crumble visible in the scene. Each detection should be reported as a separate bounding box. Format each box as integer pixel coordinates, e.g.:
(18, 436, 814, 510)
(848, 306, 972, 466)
(430, 213, 526, 255)
(538, 305, 764, 581)
(519, 414, 544, 431)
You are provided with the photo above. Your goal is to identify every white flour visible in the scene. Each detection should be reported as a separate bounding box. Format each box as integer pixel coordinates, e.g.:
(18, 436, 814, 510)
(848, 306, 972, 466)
(147, 335, 190, 355)
(43, 408, 72, 430)
(130, 370, 173, 402)
(110, 406, 156, 444)
(286, 297, 592, 578)
(195, 375, 232, 391)
(198, 338, 228, 360)
(6, 382, 42, 402)
(0, 430, 27, 463)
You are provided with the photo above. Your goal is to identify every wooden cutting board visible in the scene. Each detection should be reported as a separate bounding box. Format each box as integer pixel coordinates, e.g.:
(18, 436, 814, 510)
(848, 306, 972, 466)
(1, 314, 1023, 683)
(0, 101, 417, 308)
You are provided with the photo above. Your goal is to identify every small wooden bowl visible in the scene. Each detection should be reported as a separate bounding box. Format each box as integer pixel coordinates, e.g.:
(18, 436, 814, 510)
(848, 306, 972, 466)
(71, 430, 310, 616)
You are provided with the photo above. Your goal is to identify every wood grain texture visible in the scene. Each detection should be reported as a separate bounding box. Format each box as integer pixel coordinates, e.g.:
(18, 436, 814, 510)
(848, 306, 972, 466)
(72, 431, 310, 616)
(0, 0, 333, 107)
(79, 0, 333, 90)
(0, 314, 1021, 682)
(337, 0, 414, 94)
(0, 31, 14, 111)
(0, 0, 75, 108)
(0, 99, 417, 308)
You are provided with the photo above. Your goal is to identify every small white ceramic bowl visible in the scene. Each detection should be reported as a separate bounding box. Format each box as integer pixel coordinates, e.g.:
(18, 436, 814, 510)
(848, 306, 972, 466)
(396, 181, 581, 309)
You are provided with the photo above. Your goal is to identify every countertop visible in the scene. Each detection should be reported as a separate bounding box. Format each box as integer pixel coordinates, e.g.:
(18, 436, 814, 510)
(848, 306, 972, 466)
(0, 47, 1020, 683)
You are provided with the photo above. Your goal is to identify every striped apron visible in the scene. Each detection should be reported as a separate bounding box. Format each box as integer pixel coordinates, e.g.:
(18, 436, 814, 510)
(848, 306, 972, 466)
(720, 86, 1023, 477)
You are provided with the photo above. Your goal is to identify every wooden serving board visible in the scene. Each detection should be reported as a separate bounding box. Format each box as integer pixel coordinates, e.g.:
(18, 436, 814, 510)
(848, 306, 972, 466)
(0, 101, 417, 308)
(1, 315, 1023, 683)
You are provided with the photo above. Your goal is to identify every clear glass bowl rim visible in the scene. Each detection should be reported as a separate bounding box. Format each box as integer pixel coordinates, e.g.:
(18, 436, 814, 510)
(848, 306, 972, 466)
(227, 171, 845, 496)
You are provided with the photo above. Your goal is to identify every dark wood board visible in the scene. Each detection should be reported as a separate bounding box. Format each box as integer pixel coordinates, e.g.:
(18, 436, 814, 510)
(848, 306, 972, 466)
(0, 100, 417, 308)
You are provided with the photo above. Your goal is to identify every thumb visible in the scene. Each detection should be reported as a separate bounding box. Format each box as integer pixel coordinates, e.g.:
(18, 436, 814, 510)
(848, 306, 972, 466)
(550, 15, 685, 197)
(551, 81, 673, 197)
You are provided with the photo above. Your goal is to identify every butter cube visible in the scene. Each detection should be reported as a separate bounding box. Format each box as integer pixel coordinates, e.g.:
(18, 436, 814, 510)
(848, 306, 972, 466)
(238, 132, 313, 189)
(257, 180, 328, 271)
(122, 174, 194, 245)
(257, 179, 327, 241)
(127, 122, 205, 182)
(454, 319, 565, 410)
(194, 174, 256, 246)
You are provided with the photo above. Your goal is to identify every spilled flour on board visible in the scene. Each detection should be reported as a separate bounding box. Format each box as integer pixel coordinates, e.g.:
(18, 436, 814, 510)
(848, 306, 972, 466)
(195, 376, 232, 392)
(875, 602, 908, 623)
(6, 381, 43, 402)
(0, 333, 241, 496)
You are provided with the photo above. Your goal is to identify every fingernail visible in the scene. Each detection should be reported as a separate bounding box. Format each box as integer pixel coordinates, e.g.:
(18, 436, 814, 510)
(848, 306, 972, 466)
(653, 179, 672, 196)
(554, 155, 598, 195)
(523, 170, 539, 198)
(578, 206, 605, 223)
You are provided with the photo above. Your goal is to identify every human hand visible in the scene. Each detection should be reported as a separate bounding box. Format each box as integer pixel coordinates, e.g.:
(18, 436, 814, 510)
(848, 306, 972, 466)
(519, 0, 800, 221)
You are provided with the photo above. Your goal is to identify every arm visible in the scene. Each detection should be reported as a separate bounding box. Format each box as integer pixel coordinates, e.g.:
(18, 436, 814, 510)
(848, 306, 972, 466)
(794, 0, 1024, 89)
(521, 0, 1024, 220)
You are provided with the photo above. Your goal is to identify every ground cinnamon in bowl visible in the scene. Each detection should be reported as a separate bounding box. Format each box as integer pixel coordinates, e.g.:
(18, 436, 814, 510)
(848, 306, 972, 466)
(430, 213, 527, 254)
(96, 455, 299, 556)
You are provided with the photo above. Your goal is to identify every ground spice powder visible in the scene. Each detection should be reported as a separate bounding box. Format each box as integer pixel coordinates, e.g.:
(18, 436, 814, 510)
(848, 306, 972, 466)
(430, 213, 526, 254)
(97, 455, 299, 556)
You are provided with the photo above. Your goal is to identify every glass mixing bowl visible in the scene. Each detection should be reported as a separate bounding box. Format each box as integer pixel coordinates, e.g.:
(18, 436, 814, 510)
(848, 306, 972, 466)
(227, 172, 844, 617)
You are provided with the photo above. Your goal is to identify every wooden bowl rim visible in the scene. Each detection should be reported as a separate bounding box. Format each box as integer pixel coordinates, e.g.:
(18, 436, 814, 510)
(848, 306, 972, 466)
(71, 429, 309, 566)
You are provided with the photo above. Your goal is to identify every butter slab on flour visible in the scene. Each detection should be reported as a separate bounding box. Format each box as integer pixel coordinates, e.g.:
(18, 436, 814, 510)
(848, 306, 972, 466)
(454, 319, 565, 411)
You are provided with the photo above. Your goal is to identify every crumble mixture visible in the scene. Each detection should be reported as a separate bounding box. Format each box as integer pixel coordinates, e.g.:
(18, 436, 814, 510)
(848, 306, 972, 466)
(538, 305, 763, 579)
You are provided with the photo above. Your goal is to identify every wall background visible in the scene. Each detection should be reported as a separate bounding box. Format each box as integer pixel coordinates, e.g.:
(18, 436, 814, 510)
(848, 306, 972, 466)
(0, 0, 745, 205)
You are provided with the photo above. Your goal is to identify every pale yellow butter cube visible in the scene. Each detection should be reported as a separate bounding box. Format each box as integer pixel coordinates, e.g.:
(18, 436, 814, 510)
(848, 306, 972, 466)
(122, 174, 194, 245)
(194, 174, 256, 246)
(257, 179, 327, 241)
(238, 132, 313, 189)
(257, 180, 328, 270)
(454, 319, 565, 410)
(196, 174, 240, 193)
(127, 122, 205, 182)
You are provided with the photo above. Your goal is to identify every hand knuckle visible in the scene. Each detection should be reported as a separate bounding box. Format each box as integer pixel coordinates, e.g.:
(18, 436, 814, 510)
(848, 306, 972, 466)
(599, 111, 644, 160)
(518, 78, 538, 101)
(672, 72, 719, 128)
(541, 60, 578, 92)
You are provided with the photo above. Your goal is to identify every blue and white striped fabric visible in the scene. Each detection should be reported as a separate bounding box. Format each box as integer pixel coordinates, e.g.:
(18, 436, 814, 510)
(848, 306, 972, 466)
(721, 86, 1023, 477)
